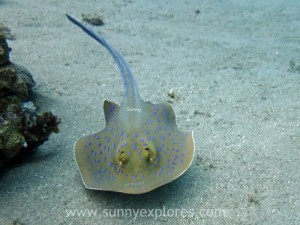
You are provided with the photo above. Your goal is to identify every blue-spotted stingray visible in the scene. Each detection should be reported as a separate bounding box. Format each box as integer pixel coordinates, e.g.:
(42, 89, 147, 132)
(67, 14, 195, 194)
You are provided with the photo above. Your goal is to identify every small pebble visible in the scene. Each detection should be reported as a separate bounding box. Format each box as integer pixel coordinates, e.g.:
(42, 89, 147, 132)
(167, 89, 176, 99)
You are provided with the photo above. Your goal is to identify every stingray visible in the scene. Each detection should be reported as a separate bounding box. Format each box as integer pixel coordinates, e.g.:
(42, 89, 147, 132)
(67, 14, 195, 194)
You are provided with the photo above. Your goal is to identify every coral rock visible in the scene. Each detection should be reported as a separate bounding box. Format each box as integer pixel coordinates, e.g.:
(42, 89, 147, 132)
(0, 25, 60, 170)
(0, 37, 10, 65)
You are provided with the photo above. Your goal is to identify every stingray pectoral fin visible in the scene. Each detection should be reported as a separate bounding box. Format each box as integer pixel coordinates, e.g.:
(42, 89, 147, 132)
(74, 135, 98, 189)
(181, 131, 195, 173)
(74, 128, 115, 190)
(103, 100, 119, 124)
(152, 131, 195, 190)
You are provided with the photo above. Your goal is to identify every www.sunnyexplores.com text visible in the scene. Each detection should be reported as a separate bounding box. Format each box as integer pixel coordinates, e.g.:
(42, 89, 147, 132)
(66, 206, 228, 220)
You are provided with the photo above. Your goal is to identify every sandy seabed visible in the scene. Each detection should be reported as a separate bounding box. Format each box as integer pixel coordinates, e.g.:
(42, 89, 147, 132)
(0, 0, 299, 224)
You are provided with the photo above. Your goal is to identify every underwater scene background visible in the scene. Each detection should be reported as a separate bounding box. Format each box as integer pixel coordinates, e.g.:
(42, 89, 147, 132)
(0, 0, 299, 224)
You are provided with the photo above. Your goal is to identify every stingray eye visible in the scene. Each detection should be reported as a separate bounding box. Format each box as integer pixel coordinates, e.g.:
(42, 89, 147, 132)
(142, 145, 157, 163)
(116, 149, 129, 166)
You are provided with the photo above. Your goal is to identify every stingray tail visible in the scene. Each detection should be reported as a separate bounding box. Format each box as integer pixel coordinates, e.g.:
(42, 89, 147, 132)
(66, 14, 140, 100)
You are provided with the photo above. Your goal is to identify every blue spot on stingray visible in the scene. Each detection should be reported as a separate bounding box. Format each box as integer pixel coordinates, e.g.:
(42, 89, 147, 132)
(112, 142, 116, 149)
(138, 150, 142, 155)
(133, 133, 138, 138)
(97, 142, 101, 147)
(109, 127, 113, 132)
(88, 142, 92, 146)
(160, 135, 165, 140)
(156, 118, 160, 122)
(119, 130, 124, 135)
(140, 138, 144, 142)
(157, 146, 162, 152)
(113, 134, 117, 139)
(104, 156, 106, 162)
(151, 136, 155, 140)
(132, 143, 137, 150)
